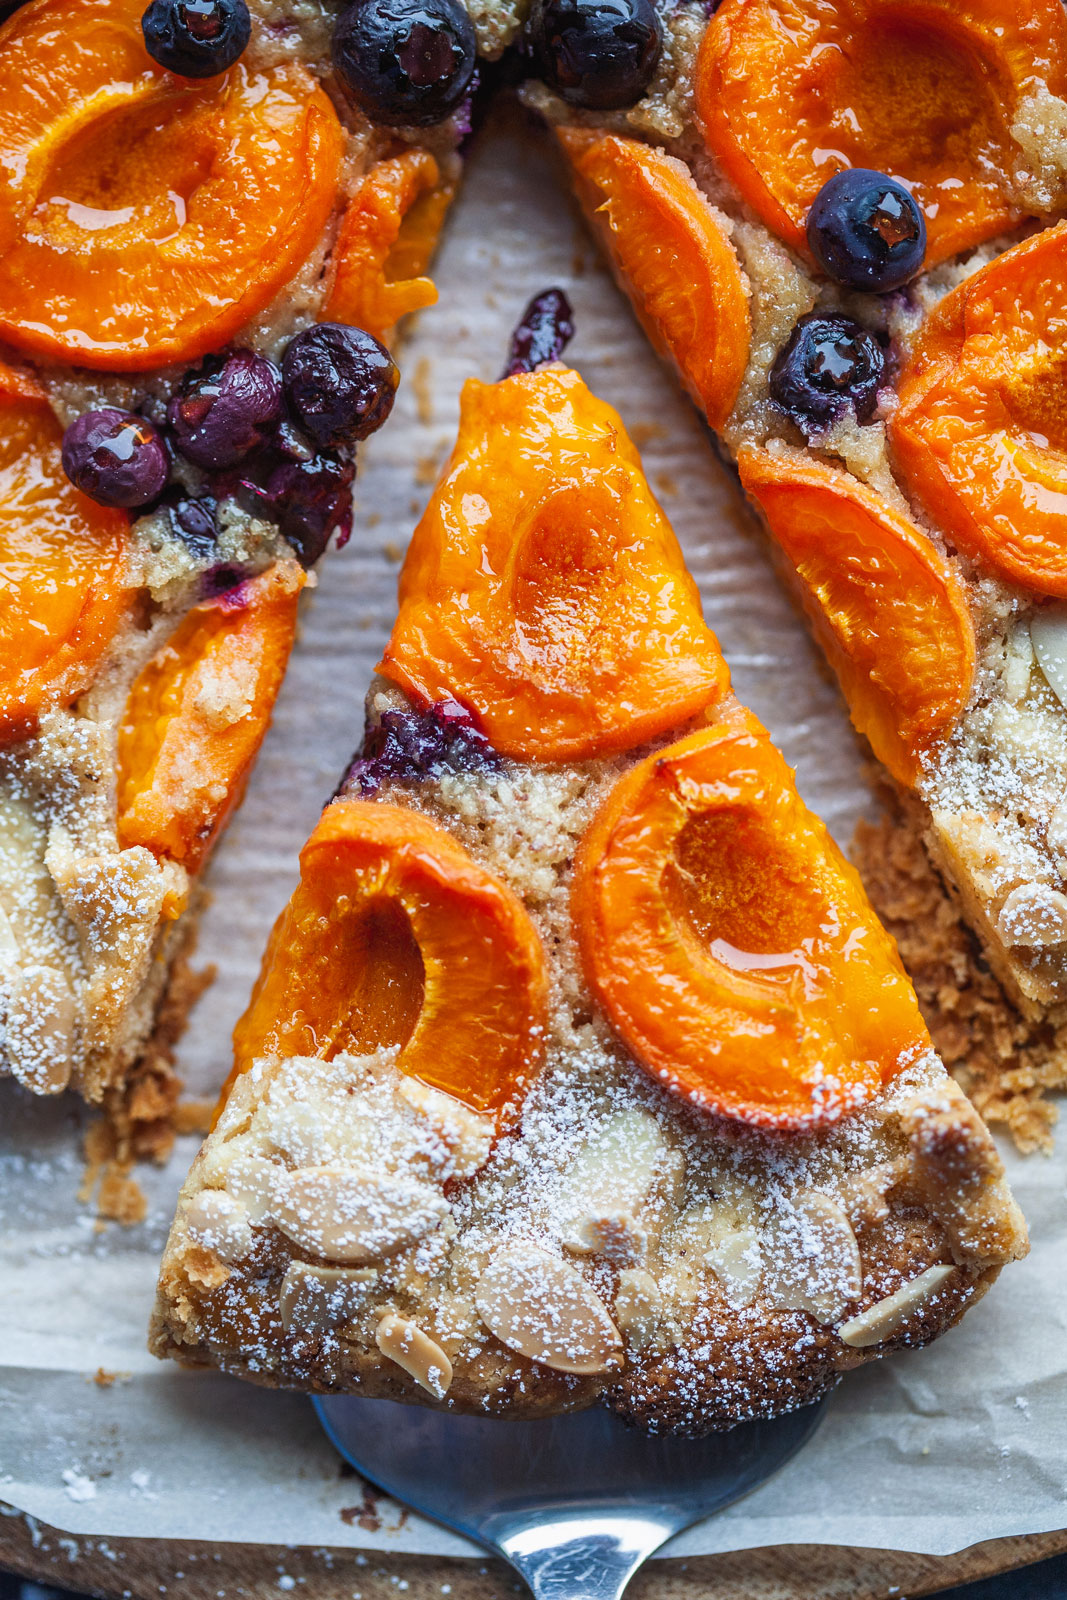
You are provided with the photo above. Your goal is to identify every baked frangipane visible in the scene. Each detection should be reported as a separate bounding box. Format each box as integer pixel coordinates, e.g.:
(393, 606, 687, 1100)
(0, 0, 494, 1100)
(150, 356, 1026, 1433)
(522, 0, 1067, 1033)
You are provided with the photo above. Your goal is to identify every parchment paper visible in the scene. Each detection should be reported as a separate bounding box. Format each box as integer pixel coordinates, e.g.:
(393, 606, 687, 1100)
(3, 108, 1066, 1562)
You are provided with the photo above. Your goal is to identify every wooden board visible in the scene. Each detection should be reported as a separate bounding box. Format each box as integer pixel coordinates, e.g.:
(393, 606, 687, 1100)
(4, 1507, 1067, 1600)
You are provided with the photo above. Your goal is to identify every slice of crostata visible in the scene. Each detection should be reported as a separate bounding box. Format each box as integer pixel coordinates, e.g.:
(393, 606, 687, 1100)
(150, 341, 1026, 1433)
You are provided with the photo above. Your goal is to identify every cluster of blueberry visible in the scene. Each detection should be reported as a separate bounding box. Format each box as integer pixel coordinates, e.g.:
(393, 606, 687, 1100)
(137, 0, 665, 129)
(771, 168, 926, 438)
(61, 323, 399, 567)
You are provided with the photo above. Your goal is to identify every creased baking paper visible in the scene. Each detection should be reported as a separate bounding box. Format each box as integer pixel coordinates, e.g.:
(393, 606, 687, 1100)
(2, 109, 1065, 1562)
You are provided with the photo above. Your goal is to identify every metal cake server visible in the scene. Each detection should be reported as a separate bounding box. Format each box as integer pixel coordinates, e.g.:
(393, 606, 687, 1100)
(314, 1392, 825, 1600)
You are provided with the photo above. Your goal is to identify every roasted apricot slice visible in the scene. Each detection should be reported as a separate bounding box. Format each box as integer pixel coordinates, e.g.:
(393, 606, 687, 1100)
(324, 150, 454, 344)
(117, 561, 304, 871)
(891, 223, 1067, 596)
(0, 371, 130, 740)
(573, 706, 930, 1129)
(738, 448, 975, 785)
(559, 129, 749, 430)
(229, 800, 548, 1128)
(697, 0, 1067, 267)
(0, 0, 344, 370)
(380, 366, 730, 762)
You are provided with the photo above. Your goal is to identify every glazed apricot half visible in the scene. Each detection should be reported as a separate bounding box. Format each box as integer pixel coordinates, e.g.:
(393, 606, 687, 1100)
(380, 366, 729, 763)
(324, 151, 454, 344)
(0, 0, 343, 370)
(117, 561, 304, 872)
(891, 223, 1067, 596)
(0, 369, 130, 740)
(559, 130, 749, 430)
(697, 0, 1067, 267)
(738, 448, 975, 786)
(230, 801, 548, 1128)
(573, 706, 930, 1129)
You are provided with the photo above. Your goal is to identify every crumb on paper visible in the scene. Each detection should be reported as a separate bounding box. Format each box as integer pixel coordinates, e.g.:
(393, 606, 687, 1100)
(854, 795, 1067, 1153)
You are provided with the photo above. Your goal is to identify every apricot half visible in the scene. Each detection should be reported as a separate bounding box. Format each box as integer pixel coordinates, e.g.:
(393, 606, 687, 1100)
(891, 223, 1067, 596)
(0, 0, 343, 370)
(738, 448, 975, 785)
(117, 561, 304, 871)
(560, 130, 749, 430)
(230, 800, 548, 1128)
(0, 369, 130, 740)
(573, 706, 930, 1129)
(380, 366, 730, 763)
(697, 0, 1067, 267)
(324, 151, 454, 344)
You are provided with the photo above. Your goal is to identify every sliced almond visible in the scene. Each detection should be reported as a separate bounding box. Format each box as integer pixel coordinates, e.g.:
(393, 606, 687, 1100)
(556, 1110, 674, 1261)
(1030, 605, 1067, 708)
(838, 1265, 956, 1348)
(667, 1200, 762, 1309)
(761, 1191, 862, 1324)
(225, 1154, 285, 1225)
(1047, 798, 1067, 866)
(375, 1312, 454, 1398)
(185, 1190, 253, 1263)
(996, 882, 1067, 948)
(475, 1244, 623, 1375)
(396, 1077, 494, 1178)
(613, 1268, 664, 1352)
(5, 964, 76, 1095)
(278, 1261, 379, 1332)
(272, 1165, 449, 1264)
(264, 1101, 326, 1167)
(1002, 621, 1034, 704)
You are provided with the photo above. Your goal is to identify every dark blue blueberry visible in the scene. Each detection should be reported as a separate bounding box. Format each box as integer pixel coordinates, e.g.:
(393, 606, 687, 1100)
(340, 698, 500, 795)
(167, 494, 219, 556)
(260, 455, 356, 566)
(526, 0, 661, 110)
(332, 0, 476, 127)
(141, 0, 250, 76)
(769, 313, 885, 436)
(167, 350, 282, 469)
(61, 409, 169, 509)
(806, 169, 925, 293)
(502, 287, 575, 377)
(282, 323, 399, 450)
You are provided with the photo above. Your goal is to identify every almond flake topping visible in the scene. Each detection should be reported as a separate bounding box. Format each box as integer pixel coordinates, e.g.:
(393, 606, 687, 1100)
(838, 1265, 956, 1348)
(376, 1313, 454, 1398)
(475, 1244, 623, 1375)
(272, 1165, 449, 1264)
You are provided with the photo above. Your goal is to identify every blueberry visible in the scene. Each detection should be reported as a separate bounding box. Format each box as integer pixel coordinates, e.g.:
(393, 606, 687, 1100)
(526, 0, 661, 111)
(332, 0, 476, 127)
(806, 169, 925, 293)
(502, 287, 576, 377)
(61, 409, 169, 510)
(141, 0, 250, 76)
(340, 698, 500, 795)
(167, 350, 282, 470)
(769, 313, 885, 436)
(282, 323, 399, 450)
(261, 455, 356, 566)
(167, 495, 219, 557)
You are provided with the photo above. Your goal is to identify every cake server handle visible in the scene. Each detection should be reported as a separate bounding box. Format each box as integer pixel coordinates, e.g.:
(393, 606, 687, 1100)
(497, 1511, 675, 1600)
